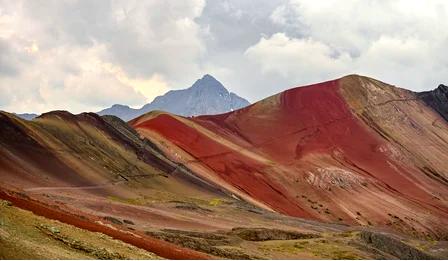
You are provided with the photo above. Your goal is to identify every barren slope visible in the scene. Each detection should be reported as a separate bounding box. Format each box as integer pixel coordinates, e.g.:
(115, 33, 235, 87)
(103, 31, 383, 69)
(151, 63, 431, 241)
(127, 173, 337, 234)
(0, 110, 411, 259)
(1, 75, 447, 259)
(131, 75, 448, 239)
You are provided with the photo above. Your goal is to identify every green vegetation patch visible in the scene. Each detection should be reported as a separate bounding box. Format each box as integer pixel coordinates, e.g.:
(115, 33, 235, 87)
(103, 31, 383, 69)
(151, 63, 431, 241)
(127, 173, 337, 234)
(259, 237, 364, 260)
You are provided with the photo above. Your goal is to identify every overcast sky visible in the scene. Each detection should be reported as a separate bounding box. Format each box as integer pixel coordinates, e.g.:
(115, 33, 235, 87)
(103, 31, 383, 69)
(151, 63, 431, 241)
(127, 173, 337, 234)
(1, 0, 447, 113)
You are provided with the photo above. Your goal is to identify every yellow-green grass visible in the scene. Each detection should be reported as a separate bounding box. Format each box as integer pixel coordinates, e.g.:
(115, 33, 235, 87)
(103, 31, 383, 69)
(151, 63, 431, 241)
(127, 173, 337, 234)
(0, 199, 161, 259)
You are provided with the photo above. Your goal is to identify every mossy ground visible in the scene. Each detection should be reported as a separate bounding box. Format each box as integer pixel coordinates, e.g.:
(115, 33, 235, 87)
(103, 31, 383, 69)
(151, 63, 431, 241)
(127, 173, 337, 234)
(144, 227, 378, 259)
(0, 199, 161, 259)
(256, 232, 369, 259)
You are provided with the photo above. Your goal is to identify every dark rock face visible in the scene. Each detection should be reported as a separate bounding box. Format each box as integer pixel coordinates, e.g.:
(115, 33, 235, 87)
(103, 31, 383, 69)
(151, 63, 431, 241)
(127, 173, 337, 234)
(360, 231, 435, 259)
(229, 227, 318, 241)
(145, 229, 256, 259)
(418, 84, 448, 121)
(103, 216, 123, 225)
(100, 114, 178, 174)
(101, 114, 227, 195)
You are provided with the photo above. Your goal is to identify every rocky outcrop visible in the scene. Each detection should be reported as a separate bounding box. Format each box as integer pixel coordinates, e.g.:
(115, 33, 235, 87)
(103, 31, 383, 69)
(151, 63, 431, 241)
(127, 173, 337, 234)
(145, 229, 256, 259)
(229, 227, 318, 241)
(37, 224, 125, 259)
(360, 231, 435, 259)
(418, 84, 448, 121)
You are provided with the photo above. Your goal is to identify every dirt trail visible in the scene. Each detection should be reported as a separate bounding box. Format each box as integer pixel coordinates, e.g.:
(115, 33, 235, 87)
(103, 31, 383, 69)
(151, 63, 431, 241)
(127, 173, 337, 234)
(24, 181, 126, 192)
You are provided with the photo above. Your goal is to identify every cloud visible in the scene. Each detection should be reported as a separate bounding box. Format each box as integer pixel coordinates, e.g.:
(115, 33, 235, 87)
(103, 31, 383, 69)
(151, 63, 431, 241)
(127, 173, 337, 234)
(0, 0, 206, 113)
(0, 43, 148, 113)
(245, 33, 352, 82)
(0, 0, 447, 113)
(196, 0, 285, 53)
(195, 0, 296, 101)
(244, 0, 448, 92)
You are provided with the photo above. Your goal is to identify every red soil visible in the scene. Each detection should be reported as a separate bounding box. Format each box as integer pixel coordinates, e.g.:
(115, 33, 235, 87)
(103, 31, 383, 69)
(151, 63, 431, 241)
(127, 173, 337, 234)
(134, 114, 314, 219)
(133, 78, 448, 224)
(0, 189, 213, 260)
(205, 79, 438, 205)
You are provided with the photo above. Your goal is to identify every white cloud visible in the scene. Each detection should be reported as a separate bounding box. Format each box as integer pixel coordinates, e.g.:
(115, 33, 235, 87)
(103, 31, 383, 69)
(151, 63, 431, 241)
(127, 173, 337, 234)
(245, 33, 352, 83)
(244, 0, 448, 92)
(0, 43, 148, 113)
(1, 0, 447, 113)
(0, 0, 206, 113)
(271, 0, 448, 54)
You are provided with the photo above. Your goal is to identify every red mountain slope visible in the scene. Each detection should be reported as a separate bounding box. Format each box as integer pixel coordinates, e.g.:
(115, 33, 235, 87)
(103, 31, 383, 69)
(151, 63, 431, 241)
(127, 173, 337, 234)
(131, 75, 448, 238)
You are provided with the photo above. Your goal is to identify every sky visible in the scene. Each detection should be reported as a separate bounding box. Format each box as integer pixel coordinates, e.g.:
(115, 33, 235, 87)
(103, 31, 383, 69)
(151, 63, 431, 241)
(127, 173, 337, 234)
(0, 0, 447, 114)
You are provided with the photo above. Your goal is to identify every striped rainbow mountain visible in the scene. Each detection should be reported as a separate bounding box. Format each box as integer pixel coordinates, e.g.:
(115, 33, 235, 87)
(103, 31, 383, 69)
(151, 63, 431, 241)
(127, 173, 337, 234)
(1, 74, 447, 259)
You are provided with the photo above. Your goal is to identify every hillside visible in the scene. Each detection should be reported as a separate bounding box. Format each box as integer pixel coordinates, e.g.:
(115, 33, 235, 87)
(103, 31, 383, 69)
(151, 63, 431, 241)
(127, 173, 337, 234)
(3, 109, 429, 259)
(131, 75, 448, 239)
(1, 75, 448, 259)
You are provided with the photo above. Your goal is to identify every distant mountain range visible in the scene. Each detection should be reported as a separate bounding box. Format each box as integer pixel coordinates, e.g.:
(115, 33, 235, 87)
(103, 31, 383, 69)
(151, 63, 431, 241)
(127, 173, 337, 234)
(15, 113, 38, 120)
(13, 74, 250, 122)
(97, 74, 250, 121)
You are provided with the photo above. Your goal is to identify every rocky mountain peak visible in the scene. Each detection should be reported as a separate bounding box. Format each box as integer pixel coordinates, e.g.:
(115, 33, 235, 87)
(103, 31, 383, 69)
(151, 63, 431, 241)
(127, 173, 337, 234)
(417, 84, 448, 121)
(437, 84, 448, 92)
(97, 74, 250, 121)
(111, 104, 131, 109)
(191, 74, 227, 92)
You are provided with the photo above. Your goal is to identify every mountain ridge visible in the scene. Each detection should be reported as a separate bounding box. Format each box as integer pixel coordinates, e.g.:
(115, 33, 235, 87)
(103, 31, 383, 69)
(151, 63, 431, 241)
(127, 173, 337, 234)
(97, 74, 250, 121)
(15, 113, 38, 120)
(417, 83, 448, 121)
(132, 74, 448, 239)
(2, 74, 448, 259)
